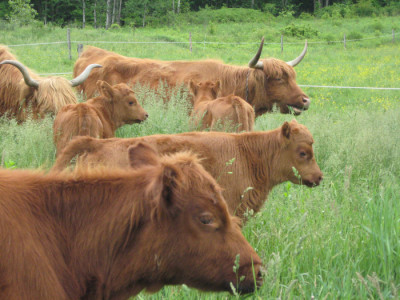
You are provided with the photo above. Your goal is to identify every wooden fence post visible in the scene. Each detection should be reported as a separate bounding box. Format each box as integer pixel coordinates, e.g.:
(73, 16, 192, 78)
(281, 35, 283, 54)
(344, 33, 346, 49)
(77, 44, 84, 57)
(189, 32, 192, 53)
(67, 28, 72, 60)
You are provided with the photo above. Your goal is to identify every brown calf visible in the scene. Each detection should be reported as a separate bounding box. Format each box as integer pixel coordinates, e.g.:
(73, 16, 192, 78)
(53, 80, 148, 155)
(52, 120, 323, 218)
(190, 80, 255, 132)
(0, 142, 262, 299)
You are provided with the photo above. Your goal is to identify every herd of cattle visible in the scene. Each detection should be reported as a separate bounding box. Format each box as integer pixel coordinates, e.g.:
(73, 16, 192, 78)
(0, 38, 323, 299)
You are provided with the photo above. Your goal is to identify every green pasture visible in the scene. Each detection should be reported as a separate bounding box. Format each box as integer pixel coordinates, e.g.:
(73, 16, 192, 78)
(0, 15, 399, 299)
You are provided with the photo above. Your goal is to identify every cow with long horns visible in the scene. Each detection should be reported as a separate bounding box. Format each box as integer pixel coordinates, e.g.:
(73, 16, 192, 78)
(0, 46, 101, 122)
(73, 38, 310, 116)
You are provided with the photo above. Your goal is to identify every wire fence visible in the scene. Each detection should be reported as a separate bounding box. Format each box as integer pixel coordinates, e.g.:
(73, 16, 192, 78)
(6, 29, 400, 91)
(5, 33, 396, 48)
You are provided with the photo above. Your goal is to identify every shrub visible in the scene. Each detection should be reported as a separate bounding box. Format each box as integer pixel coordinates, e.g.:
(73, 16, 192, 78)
(7, 0, 38, 26)
(208, 21, 216, 35)
(352, 0, 376, 17)
(282, 23, 319, 38)
(347, 31, 363, 40)
(110, 23, 121, 30)
(371, 20, 384, 32)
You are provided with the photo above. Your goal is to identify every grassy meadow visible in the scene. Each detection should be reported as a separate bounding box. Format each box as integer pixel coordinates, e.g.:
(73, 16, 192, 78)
(0, 13, 399, 299)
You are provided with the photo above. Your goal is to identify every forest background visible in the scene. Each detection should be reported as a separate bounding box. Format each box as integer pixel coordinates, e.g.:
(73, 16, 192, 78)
(1, 0, 400, 29)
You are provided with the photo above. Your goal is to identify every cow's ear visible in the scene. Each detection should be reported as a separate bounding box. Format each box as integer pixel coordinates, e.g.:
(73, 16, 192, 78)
(159, 165, 182, 219)
(97, 80, 114, 99)
(213, 80, 221, 96)
(128, 142, 160, 169)
(281, 121, 291, 139)
(189, 80, 197, 94)
(215, 80, 221, 90)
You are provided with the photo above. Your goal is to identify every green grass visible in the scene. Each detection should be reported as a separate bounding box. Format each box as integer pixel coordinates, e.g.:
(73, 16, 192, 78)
(0, 14, 399, 299)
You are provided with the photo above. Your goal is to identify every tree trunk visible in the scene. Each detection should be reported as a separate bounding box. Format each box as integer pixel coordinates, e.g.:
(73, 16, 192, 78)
(44, 0, 47, 25)
(94, 0, 97, 28)
(82, 0, 86, 28)
(142, 2, 146, 27)
(177, 0, 180, 13)
(112, 0, 116, 24)
(116, 0, 122, 25)
(172, 0, 175, 13)
(106, 0, 112, 29)
(251, 0, 254, 9)
(325, 0, 329, 7)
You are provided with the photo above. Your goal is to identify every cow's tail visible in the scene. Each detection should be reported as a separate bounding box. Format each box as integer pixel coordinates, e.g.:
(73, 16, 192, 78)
(51, 136, 97, 172)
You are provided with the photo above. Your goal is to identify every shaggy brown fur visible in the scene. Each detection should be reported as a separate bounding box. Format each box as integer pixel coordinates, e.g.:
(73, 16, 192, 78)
(190, 80, 254, 132)
(52, 120, 323, 218)
(73, 46, 310, 117)
(0, 46, 79, 122)
(53, 80, 148, 155)
(0, 143, 262, 299)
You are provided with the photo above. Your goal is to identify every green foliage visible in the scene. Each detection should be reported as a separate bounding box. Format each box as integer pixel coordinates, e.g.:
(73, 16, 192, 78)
(347, 30, 363, 40)
(7, 0, 38, 26)
(282, 23, 319, 38)
(316, 3, 353, 18)
(370, 20, 384, 32)
(262, 3, 278, 16)
(110, 23, 120, 30)
(353, 0, 376, 17)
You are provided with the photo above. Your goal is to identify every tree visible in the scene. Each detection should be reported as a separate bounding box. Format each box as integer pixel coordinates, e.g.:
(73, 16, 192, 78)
(112, 0, 116, 24)
(106, 0, 111, 28)
(7, 0, 38, 25)
(82, 0, 85, 28)
(94, 0, 97, 28)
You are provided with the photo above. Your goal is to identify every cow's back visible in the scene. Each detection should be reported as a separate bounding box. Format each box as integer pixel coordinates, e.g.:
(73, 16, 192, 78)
(70, 132, 258, 214)
(0, 172, 73, 299)
(54, 103, 104, 154)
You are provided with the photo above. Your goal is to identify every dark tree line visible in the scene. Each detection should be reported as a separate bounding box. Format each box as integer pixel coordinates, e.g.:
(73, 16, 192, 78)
(1, 0, 399, 28)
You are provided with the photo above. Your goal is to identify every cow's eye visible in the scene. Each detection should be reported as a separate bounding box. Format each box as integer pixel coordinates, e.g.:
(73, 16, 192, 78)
(299, 151, 306, 157)
(129, 101, 135, 105)
(199, 214, 214, 225)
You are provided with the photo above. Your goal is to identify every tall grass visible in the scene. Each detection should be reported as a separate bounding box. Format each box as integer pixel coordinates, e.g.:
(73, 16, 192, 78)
(0, 15, 399, 299)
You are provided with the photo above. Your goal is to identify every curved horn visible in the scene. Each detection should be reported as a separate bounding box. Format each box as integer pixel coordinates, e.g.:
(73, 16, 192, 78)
(0, 60, 39, 88)
(70, 64, 102, 87)
(248, 37, 264, 70)
(286, 40, 308, 67)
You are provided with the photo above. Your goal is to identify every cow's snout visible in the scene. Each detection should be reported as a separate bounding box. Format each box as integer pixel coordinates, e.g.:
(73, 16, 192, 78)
(144, 113, 149, 119)
(302, 97, 310, 109)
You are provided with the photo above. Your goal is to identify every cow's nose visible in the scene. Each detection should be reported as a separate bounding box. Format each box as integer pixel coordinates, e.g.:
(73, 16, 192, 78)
(144, 113, 149, 119)
(315, 173, 323, 185)
(302, 97, 310, 109)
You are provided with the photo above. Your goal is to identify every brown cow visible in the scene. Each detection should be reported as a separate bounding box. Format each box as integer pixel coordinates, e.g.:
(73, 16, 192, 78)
(73, 38, 310, 116)
(52, 120, 323, 218)
(189, 80, 255, 132)
(0, 142, 262, 299)
(53, 80, 148, 155)
(0, 45, 101, 122)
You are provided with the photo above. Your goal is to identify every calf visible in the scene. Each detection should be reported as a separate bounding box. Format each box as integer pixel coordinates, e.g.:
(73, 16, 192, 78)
(190, 80, 255, 132)
(0, 142, 262, 299)
(53, 80, 148, 155)
(52, 120, 323, 218)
